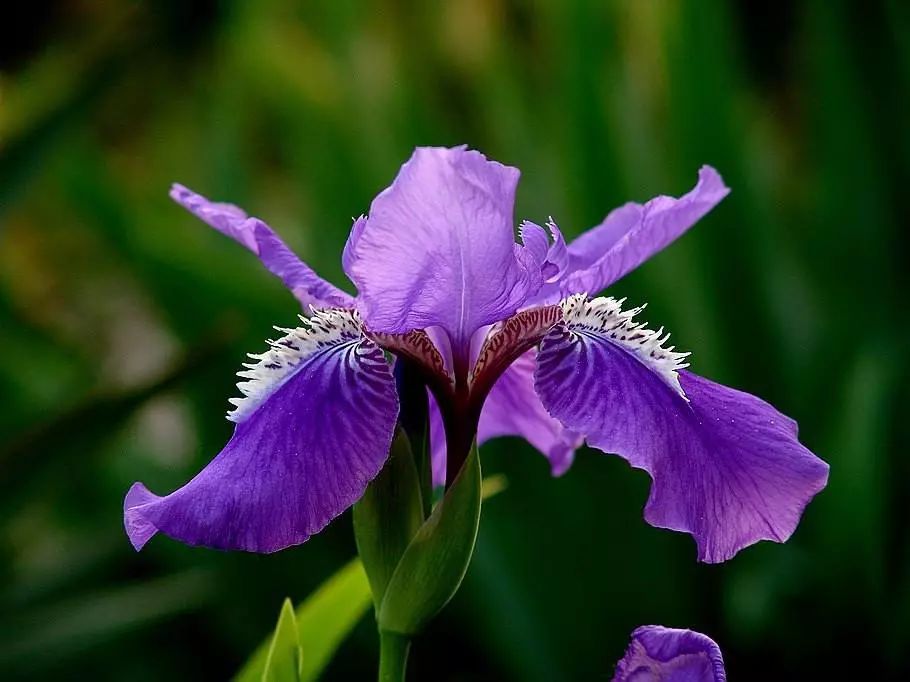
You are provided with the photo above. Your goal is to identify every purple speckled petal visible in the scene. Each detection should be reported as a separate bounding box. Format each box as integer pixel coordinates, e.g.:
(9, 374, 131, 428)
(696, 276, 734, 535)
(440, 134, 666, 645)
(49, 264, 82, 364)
(170, 184, 353, 309)
(535, 321, 829, 563)
(613, 626, 726, 682)
(124, 315, 398, 553)
(345, 146, 540, 353)
(530, 167, 728, 303)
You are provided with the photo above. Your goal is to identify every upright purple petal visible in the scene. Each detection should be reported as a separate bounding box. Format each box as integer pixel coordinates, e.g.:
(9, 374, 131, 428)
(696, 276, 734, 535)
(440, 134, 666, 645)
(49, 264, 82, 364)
(542, 167, 729, 300)
(519, 219, 569, 282)
(518, 221, 551, 267)
(170, 184, 353, 309)
(124, 310, 398, 553)
(543, 219, 569, 281)
(342, 215, 367, 273)
(345, 146, 539, 353)
(613, 626, 726, 682)
(535, 296, 828, 562)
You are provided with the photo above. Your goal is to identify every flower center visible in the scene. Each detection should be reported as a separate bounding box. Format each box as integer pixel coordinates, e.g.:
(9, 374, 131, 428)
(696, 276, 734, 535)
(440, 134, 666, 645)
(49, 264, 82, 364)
(367, 306, 563, 484)
(368, 296, 686, 483)
(468, 305, 563, 404)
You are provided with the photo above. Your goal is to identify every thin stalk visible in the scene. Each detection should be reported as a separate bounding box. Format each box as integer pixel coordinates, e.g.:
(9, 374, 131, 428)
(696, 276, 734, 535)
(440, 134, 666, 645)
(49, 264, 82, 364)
(378, 631, 411, 682)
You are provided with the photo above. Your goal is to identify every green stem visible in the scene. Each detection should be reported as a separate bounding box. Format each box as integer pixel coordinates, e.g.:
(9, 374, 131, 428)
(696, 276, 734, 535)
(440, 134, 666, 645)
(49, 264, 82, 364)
(378, 631, 410, 682)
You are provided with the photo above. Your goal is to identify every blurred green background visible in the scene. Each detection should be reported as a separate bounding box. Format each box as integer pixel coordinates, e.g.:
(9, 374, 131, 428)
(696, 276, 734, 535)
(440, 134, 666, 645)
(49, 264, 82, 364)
(1, 0, 907, 679)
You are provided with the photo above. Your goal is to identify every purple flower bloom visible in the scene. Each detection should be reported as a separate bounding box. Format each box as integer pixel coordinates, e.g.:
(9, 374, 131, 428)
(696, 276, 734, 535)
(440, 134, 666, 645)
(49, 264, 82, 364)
(124, 146, 828, 560)
(613, 626, 726, 682)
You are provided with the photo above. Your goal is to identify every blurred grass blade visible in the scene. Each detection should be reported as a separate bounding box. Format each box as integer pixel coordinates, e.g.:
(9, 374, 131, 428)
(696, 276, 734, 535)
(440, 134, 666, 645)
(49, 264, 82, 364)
(235, 559, 371, 682)
(296, 559, 371, 681)
(0, 570, 215, 674)
(261, 599, 301, 682)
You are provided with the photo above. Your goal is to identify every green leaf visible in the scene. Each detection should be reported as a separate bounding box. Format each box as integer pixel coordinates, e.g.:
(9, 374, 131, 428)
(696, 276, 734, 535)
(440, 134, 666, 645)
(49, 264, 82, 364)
(377, 443, 482, 635)
(296, 560, 371, 681)
(261, 599, 300, 682)
(353, 429, 426, 609)
(234, 560, 371, 682)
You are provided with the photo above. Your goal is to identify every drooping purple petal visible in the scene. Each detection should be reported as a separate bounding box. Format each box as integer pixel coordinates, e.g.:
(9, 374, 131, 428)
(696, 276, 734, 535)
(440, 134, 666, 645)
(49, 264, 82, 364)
(345, 146, 540, 354)
(124, 310, 398, 553)
(170, 184, 354, 309)
(531, 167, 729, 304)
(535, 297, 829, 563)
(613, 626, 726, 682)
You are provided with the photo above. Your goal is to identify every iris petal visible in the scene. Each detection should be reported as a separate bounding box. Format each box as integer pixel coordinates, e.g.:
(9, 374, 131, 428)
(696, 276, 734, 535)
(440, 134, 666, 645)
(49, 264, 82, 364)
(560, 166, 729, 295)
(124, 311, 398, 553)
(613, 625, 726, 682)
(518, 219, 569, 282)
(345, 146, 540, 352)
(170, 184, 353, 309)
(535, 303, 828, 563)
(531, 167, 729, 305)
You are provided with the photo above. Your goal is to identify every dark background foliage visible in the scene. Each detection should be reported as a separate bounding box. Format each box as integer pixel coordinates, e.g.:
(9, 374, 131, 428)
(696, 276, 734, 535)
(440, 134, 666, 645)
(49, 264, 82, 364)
(1, 1, 907, 679)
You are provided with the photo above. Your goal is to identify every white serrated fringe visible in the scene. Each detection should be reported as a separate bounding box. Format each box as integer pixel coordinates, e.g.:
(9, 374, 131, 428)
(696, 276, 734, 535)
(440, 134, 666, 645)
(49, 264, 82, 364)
(227, 308, 363, 422)
(559, 293, 690, 399)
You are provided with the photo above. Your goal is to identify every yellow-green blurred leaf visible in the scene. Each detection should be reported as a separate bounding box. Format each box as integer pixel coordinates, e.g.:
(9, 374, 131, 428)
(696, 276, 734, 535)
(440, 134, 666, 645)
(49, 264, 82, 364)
(234, 560, 371, 682)
(261, 599, 300, 682)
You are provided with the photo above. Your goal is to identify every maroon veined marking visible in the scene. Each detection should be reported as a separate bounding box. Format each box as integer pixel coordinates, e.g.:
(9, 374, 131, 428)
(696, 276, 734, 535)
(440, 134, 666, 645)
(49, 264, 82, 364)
(469, 305, 562, 406)
(371, 307, 562, 487)
(367, 328, 453, 400)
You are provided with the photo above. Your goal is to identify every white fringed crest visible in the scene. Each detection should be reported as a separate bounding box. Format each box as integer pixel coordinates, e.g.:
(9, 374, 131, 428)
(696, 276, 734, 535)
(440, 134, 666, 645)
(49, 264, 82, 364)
(227, 308, 363, 422)
(559, 293, 690, 399)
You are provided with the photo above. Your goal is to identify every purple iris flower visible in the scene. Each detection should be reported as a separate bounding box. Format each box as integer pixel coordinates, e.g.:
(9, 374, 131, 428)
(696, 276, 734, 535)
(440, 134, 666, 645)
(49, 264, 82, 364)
(613, 626, 726, 682)
(124, 146, 828, 561)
